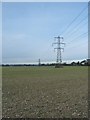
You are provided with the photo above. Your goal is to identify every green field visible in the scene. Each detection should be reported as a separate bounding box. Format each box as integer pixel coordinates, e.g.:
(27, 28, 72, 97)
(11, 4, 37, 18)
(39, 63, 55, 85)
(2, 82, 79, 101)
(2, 66, 88, 118)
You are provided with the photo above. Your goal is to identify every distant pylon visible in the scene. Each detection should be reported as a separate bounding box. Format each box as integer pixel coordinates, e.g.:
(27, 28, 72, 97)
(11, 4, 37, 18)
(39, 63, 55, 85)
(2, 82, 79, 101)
(52, 36, 65, 66)
(38, 58, 41, 66)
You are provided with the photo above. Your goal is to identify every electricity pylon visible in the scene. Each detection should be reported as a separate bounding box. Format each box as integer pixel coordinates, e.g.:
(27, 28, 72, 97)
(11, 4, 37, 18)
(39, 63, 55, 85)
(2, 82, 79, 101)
(38, 58, 41, 66)
(52, 36, 65, 66)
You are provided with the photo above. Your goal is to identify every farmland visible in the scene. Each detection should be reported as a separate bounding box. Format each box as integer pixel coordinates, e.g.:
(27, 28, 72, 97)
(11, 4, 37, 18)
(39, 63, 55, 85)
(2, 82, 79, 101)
(2, 66, 88, 118)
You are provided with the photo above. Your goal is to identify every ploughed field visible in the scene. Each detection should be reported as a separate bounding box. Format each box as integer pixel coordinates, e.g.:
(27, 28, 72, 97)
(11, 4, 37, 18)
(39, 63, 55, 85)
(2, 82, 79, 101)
(2, 66, 88, 118)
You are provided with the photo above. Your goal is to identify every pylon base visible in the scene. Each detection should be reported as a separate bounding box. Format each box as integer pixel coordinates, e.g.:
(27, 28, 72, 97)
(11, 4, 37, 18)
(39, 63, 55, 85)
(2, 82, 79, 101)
(55, 64, 63, 68)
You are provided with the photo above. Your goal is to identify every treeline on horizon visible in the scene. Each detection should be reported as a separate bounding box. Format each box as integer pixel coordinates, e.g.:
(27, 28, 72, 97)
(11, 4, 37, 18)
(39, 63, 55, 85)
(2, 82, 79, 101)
(1, 59, 90, 67)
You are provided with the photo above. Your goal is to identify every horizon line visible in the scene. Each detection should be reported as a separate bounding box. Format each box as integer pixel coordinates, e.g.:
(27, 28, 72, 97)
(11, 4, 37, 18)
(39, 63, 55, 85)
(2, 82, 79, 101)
(1, 58, 88, 65)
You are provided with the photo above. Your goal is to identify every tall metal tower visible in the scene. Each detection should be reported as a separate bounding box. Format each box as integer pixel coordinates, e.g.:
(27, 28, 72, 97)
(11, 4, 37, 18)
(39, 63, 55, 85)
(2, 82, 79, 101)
(38, 58, 41, 66)
(52, 36, 65, 66)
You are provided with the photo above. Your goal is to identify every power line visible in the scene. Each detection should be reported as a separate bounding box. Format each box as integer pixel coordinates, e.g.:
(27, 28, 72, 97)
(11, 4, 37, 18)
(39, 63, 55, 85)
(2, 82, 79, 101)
(66, 36, 88, 49)
(65, 21, 88, 40)
(64, 16, 88, 39)
(60, 5, 88, 36)
(67, 32, 88, 44)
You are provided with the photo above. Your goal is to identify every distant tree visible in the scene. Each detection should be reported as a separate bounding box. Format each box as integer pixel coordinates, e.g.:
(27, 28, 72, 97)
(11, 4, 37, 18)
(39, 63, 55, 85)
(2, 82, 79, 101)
(71, 62, 76, 66)
(63, 62, 67, 66)
(80, 60, 87, 66)
(77, 61, 80, 66)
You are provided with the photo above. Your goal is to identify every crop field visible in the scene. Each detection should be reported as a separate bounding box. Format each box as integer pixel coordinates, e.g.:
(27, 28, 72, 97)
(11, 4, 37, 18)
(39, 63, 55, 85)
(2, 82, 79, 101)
(2, 66, 88, 118)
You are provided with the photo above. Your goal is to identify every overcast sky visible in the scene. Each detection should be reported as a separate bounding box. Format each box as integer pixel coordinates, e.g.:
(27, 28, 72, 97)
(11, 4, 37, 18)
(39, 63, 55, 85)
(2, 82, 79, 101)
(2, 2, 88, 64)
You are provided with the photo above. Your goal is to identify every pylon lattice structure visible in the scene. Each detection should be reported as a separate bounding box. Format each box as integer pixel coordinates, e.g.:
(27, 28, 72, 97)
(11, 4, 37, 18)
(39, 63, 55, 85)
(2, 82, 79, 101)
(52, 36, 65, 66)
(38, 58, 41, 66)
